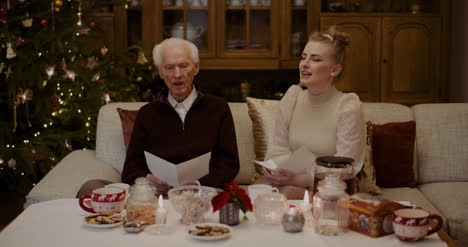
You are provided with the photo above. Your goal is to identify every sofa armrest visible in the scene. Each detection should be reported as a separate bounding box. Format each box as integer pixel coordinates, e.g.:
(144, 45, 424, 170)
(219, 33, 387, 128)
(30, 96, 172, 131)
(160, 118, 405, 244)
(26, 150, 121, 206)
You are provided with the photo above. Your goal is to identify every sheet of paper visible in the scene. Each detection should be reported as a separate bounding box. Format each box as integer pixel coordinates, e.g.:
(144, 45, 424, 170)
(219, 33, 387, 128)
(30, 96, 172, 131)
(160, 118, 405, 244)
(253, 146, 316, 174)
(281, 146, 316, 173)
(144, 151, 211, 187)
(253, 159, 278, 171)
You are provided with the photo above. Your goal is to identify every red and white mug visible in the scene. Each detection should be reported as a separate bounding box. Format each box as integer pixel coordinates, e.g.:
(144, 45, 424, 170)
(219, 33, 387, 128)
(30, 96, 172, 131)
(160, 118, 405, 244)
(392, 208, 443, 241)
(79, 187, 126, 213)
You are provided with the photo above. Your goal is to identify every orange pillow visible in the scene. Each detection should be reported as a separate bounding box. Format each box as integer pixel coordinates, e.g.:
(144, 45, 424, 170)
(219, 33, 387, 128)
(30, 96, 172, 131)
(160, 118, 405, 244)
(117, 108, 138, 150)
(372, 121, 417, 188)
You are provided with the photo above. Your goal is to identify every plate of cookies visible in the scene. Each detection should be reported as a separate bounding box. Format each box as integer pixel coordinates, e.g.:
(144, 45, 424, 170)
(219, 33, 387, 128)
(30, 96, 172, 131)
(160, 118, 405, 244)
(83, 212, 126, 229)
(187, 223, 232, 241)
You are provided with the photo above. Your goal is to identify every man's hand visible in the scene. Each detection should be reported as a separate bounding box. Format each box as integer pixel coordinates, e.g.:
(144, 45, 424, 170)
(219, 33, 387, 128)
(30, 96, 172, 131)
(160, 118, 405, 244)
(146, 174, 171, 196)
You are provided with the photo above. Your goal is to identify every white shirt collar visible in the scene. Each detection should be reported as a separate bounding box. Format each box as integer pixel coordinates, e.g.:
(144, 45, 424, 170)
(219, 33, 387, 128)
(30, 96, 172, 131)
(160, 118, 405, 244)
(167, 86, 198, 111)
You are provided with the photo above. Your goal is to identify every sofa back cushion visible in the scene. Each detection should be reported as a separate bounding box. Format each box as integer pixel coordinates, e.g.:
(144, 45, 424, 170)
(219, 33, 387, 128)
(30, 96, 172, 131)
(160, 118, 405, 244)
(95, 102, 255, 184)
(412, 103, 468, 183)
(96, 103, 147, 174)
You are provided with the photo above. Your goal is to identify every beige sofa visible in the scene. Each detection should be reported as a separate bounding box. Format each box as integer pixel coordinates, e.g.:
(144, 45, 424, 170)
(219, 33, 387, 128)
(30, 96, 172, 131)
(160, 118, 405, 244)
(26, 101, 468, 245)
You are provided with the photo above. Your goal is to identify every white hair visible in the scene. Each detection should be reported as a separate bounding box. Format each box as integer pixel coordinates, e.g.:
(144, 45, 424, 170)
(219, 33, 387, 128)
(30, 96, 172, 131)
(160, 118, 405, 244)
(152, 38, 199, 67)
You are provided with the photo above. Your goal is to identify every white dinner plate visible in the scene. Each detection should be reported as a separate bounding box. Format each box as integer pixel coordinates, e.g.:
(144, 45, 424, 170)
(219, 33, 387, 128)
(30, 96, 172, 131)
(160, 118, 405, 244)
(187, 223, 232, 241)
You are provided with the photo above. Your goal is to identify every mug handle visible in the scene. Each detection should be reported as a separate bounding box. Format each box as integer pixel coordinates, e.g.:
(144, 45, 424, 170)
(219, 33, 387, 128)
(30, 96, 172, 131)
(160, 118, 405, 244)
(79, 194, 96, 213)
(426, 214, 443, 236)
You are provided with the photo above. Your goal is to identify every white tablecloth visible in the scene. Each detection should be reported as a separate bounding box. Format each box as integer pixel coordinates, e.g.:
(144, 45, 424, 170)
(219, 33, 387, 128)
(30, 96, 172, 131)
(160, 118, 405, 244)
(0, 199, 447, 247)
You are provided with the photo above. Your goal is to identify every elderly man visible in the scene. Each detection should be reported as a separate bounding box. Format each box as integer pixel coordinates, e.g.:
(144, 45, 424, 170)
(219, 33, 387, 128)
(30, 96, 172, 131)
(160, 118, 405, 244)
(76, 38, 239, 198)
(121, 38, 240, 195)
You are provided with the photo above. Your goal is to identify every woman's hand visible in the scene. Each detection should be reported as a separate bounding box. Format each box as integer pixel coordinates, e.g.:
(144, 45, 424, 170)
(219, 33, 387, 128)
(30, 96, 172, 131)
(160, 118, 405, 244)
(262, 167, 297, 186)
(146, 174, 171, 196)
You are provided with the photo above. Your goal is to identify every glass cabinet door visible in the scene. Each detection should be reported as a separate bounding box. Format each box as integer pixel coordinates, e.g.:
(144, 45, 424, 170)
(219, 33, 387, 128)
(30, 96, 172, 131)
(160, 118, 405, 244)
(281, 0, 319, 67)
(159, 0, 215, 57)
(221, 0, 279, 58)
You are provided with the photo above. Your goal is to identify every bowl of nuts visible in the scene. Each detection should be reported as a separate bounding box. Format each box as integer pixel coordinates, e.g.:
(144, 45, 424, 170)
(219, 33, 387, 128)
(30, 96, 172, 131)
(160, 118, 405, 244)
(168, 185, 218, 225)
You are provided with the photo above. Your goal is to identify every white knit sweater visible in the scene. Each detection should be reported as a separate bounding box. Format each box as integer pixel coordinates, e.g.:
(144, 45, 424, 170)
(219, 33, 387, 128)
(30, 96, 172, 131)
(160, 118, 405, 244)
(266, 85, 365, 178)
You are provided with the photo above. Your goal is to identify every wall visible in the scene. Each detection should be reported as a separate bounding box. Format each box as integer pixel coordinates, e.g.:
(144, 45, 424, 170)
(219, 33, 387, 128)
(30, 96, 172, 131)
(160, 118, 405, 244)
(450, 0, 468, 102)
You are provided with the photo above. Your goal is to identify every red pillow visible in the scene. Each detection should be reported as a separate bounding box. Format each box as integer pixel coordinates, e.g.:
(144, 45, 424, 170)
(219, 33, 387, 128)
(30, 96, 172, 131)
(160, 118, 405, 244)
(372, 121, 417, 187)
(117, 108, 138, 150)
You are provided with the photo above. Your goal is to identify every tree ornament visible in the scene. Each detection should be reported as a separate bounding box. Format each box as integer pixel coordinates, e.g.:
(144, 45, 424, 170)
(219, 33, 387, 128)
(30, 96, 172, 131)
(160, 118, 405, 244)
(87, 56, 98, 69)
(91, 72, 101, 81)
(55, 0, 63, 7)
(22, 16, 33, 27)
(46, 65, 56, 79)
(5, 66, 12, 78)
(51, 93, 61, 112)
(65, 70, 76, 81)
(0, 10, 7, 24)
(61, 58, 67, 70)
(6, 42, 16, 59)
(88, 21, 96, 29)
(136, 76, 143, 82)
(101, 46, 108, 56)
(65, 138, 72, 151)
(104, 93, 111, 104)
(0, 63, 5, 73)
(0, 159, 4, 165)
(7, 158, 16, 169)
(15, 38, 25, 46)
(41, 19, 47, 26)
(137, 51, 148, 64)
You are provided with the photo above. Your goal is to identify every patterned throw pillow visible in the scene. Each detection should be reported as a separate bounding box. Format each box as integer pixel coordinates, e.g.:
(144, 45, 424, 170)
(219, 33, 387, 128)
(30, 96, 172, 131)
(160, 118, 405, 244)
(357, 121, 383, 195)
(245, 97, 280, 182)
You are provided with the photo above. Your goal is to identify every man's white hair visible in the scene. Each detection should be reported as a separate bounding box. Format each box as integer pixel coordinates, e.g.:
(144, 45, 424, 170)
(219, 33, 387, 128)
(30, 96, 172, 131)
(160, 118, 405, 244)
(152, 38, 199, 67)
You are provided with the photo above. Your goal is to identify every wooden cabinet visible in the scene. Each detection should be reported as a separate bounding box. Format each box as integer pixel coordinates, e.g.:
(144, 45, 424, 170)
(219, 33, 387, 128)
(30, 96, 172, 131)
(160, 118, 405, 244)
(381, 17, 441, 104)
(105, 0, 450, 104)
(321, 15, 441, 104)
(320, 17, 381, 102)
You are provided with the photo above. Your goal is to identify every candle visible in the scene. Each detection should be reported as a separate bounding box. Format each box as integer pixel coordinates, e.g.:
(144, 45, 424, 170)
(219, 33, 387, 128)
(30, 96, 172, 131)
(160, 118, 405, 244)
(301, 191, 313, 227)
(155, 195, 168, 225)
(303, 190, 310, 207)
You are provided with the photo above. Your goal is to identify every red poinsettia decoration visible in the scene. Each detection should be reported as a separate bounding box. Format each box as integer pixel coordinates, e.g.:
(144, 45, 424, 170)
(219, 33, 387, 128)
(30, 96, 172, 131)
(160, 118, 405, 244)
(211, 181, 253, 215)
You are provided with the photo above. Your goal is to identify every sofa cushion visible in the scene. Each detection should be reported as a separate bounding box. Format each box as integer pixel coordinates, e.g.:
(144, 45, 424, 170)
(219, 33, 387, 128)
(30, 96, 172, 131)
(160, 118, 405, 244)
(419, 182, 468, 242)
(412, 103, 468, 184)
(356, 121, 382, 195)
(96, 102, 146, 173)
(245, 97, 280, 181)
(116, 108, 138, 150)
(228, 103, 256, 184)
(372, 121, 417, 188)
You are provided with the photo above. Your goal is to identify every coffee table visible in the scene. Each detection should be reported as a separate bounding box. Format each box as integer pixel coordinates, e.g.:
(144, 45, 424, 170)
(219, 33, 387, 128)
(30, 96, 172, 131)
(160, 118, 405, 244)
(0, 199, 451, 247)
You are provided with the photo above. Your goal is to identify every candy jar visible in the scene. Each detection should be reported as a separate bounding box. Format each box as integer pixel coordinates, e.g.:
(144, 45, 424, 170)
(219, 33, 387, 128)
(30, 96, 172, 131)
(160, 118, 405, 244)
(312, 174, 350, 235)
(253, 188, 289, 225)
(126, 177, 158, 225)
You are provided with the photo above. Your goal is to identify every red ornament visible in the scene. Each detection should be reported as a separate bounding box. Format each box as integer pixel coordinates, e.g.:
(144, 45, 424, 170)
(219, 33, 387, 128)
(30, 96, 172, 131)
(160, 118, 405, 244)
(0, 10, 7, 24)
(41, 19, 47, 26)
(88, 21, 96, 29)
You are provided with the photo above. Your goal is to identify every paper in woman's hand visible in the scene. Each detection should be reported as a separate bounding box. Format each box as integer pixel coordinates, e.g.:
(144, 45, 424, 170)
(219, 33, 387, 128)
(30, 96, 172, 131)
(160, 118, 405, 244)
(254, 146, 316, 174)
(144, 151, 211, 187)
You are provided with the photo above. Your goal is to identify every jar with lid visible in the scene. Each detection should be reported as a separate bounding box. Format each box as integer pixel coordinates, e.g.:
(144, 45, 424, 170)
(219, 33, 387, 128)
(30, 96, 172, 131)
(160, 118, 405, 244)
(315, 156, 357, 194)
(253, 188, 289, 225)
(312, 174, 350, 235)
(126, 177, 158, 224)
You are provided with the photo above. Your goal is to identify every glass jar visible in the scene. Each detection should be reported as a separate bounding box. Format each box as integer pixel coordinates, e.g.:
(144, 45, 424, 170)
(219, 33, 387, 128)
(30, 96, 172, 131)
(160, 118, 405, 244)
(253, 188, 289, 225)
(312, 174, 350, 235)
(126, 177, 157, 224)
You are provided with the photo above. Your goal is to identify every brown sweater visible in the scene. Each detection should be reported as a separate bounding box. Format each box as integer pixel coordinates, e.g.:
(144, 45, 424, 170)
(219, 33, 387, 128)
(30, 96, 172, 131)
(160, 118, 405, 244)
(121, 91, 240, 189)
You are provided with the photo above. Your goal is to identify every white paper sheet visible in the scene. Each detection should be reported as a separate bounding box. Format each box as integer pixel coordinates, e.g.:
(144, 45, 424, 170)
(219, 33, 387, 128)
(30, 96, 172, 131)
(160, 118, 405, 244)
(144, 151, 211, 187)
(254, 146, 316, 174)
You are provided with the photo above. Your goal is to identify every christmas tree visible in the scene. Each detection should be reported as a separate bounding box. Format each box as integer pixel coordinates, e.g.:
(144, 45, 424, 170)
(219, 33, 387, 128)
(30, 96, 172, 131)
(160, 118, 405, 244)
(0, 0, 160, 198)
